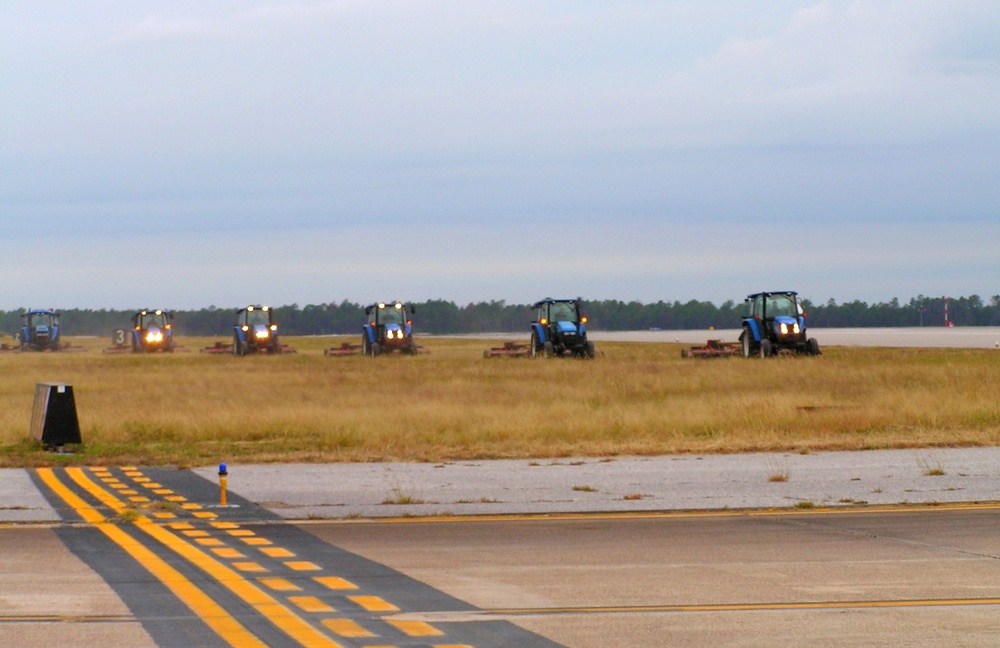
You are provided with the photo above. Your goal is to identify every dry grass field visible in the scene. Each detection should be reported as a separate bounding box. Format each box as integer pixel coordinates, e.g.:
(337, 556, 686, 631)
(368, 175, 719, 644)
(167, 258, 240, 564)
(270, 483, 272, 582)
(1, 336, 998, 467)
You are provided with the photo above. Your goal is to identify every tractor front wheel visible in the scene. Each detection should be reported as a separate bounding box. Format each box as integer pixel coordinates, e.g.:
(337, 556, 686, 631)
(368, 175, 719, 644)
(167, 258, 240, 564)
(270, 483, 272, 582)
(543, 341, 554, 358)
(584, 341, 595, 359)
(371, 342, 381, 357)
(760, 339, 773, 358)
(807, 338, 821, 356)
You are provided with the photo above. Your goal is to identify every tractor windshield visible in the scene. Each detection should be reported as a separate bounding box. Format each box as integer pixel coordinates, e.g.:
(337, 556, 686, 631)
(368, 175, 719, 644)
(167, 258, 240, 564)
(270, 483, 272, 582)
(378, 306, 405, 325)
(549, 302, 578, 322)
(29, 313, 54, 328)
(765, 295, 797, 318)
(140, 312, 167, 329)
(246, 310, 271, 326)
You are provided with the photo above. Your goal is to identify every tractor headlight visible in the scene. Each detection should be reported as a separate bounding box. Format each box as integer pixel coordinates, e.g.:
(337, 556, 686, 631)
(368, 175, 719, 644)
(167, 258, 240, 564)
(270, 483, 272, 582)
(255, 329, 270, 339)
(145, 331, 163, 343)
(793, 322, 800, 334)
(779, 323, 788, 335)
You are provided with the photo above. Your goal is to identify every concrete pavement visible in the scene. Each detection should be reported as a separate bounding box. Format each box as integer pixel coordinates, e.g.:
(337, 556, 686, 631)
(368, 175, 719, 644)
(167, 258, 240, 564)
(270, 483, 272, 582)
(4, 447, 999, 523)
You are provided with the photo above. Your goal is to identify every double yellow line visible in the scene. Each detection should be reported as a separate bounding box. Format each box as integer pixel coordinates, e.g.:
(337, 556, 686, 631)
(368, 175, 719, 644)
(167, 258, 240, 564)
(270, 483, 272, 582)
(38, 468, 341, 648)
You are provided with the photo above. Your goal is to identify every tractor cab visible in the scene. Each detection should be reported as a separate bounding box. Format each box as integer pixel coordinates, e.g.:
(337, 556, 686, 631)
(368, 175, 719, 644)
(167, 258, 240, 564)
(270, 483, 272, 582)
(20, 309, 61, 351)
(131, 309, 175, 352)
(740, 291, 820, 357)
(233, 305, 281, 355)
(362, 301, 417, 356)
(529, 298, 595, 358)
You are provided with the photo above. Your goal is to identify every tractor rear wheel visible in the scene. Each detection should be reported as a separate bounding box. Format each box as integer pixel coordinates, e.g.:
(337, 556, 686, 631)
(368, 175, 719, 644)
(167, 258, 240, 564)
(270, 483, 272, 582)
(529, 332, 539, 358)
(362, 336, 370, 356)
(760, 339, 773, 358)
(741, 329, 753, 358)
(233, 336, 241, 356)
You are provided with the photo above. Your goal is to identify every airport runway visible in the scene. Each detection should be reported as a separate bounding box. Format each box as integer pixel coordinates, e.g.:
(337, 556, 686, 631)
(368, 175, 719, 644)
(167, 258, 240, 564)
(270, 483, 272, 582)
(5, 464, 1000, 646)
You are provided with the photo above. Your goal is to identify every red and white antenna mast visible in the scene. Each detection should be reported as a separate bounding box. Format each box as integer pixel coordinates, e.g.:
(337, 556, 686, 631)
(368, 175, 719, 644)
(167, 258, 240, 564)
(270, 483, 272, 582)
(944, 295, 953, 327)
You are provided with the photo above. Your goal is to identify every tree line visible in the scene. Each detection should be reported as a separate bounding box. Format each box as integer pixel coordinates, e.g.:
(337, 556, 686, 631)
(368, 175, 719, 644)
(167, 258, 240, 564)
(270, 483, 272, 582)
(2, 295, 998, 339)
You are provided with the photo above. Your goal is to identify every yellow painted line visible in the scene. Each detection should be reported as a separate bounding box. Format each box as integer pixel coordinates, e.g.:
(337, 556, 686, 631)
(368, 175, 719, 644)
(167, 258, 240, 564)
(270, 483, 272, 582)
(228, 530, 256, 537)
(64, 468, 344, 648)
(183, 530, 210, 537)
(211, 522, 240, 529)
(315, 576, 359, 591)
(482, 598, 1000, 616)
(120, 490, 138, 495)
(259, 577, 302, 592)
(241, 537, 272, 546)
(193, 512, 218, 519)
(349, 596, 399, 612)
(433, 645, 474, 648)
(232, 561, 269, 573)
(285, 561, 321, 571)
(386, 619, 443, 637)
(169, 522, 194, 530)
(321, 618, 375, 638)
(132, 477, 151, 483)
(261, 547, 295, 558)
(212, 548, 246, 559)
(289, 596, 335, 613)
(142, 482, 163, 488)
(36, 469, 266, 648)
(154, 489, 173, 495)
(166, 496, 187, 502)
(331, 501, 1000, 526)
(196, 538, 225, 547)
(129, 497, 150, 503)
(151, 512, 177, 520)
(181, 503, 203, 510)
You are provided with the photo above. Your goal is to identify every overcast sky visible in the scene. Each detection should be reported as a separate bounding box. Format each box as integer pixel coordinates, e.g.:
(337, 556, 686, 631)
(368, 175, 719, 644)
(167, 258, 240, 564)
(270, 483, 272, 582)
(2, 2, 998, 310)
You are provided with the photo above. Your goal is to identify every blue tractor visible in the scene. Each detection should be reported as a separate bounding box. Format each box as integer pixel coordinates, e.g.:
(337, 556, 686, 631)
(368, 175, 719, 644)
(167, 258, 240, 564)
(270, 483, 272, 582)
(20, 309, 61, 351)
(740, 291, 820, 358)
(529, 298, 595, 358)
(233, 305, 281, 355)
(362, 301, 417, 356)
(131, 309, 175, 352)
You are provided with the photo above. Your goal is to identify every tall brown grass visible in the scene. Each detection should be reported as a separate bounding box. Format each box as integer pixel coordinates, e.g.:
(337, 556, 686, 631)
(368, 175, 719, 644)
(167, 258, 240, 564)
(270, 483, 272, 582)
(1, 336, 998, 466)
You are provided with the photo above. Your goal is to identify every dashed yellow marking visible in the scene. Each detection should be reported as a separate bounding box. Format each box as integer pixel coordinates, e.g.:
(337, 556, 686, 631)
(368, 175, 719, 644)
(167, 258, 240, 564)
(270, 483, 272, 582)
(151, 512, 177, 519)
(196, 538, 225, 547)
(432, 645, 474, 648)
(142, 482, 163, 488)
(386, 619, 443, 637)
(240, 537, 271, 546)
(211, 521, 239, 529)
(193, 512, 218, 519)
(260, 547, 295, 558)
(181, 503, 203, 510)
(182, 530, 210, 538)
(232, 562, 268, 573)
(169, 522, 194, 530)
(166, 496, 187, 502)
(258, 577, 302, 592)
(321, 618, 375, 637)
(129, 497, 150, 503)
(63, 468, 343, 648)
(154, 489, 173, 495)
(315, 576, 359, 591)
(120, 490, 138, 495)
(228, 530, 256, 537)
(349, 596, 399, 612)
(132, 477, 150, 483)
(108, 483, 127, 489)
(212, 548, 246, 559)
(285, 561, 321, 571)
(37, 469, 267, 648)
(289, 596, 335, 613)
